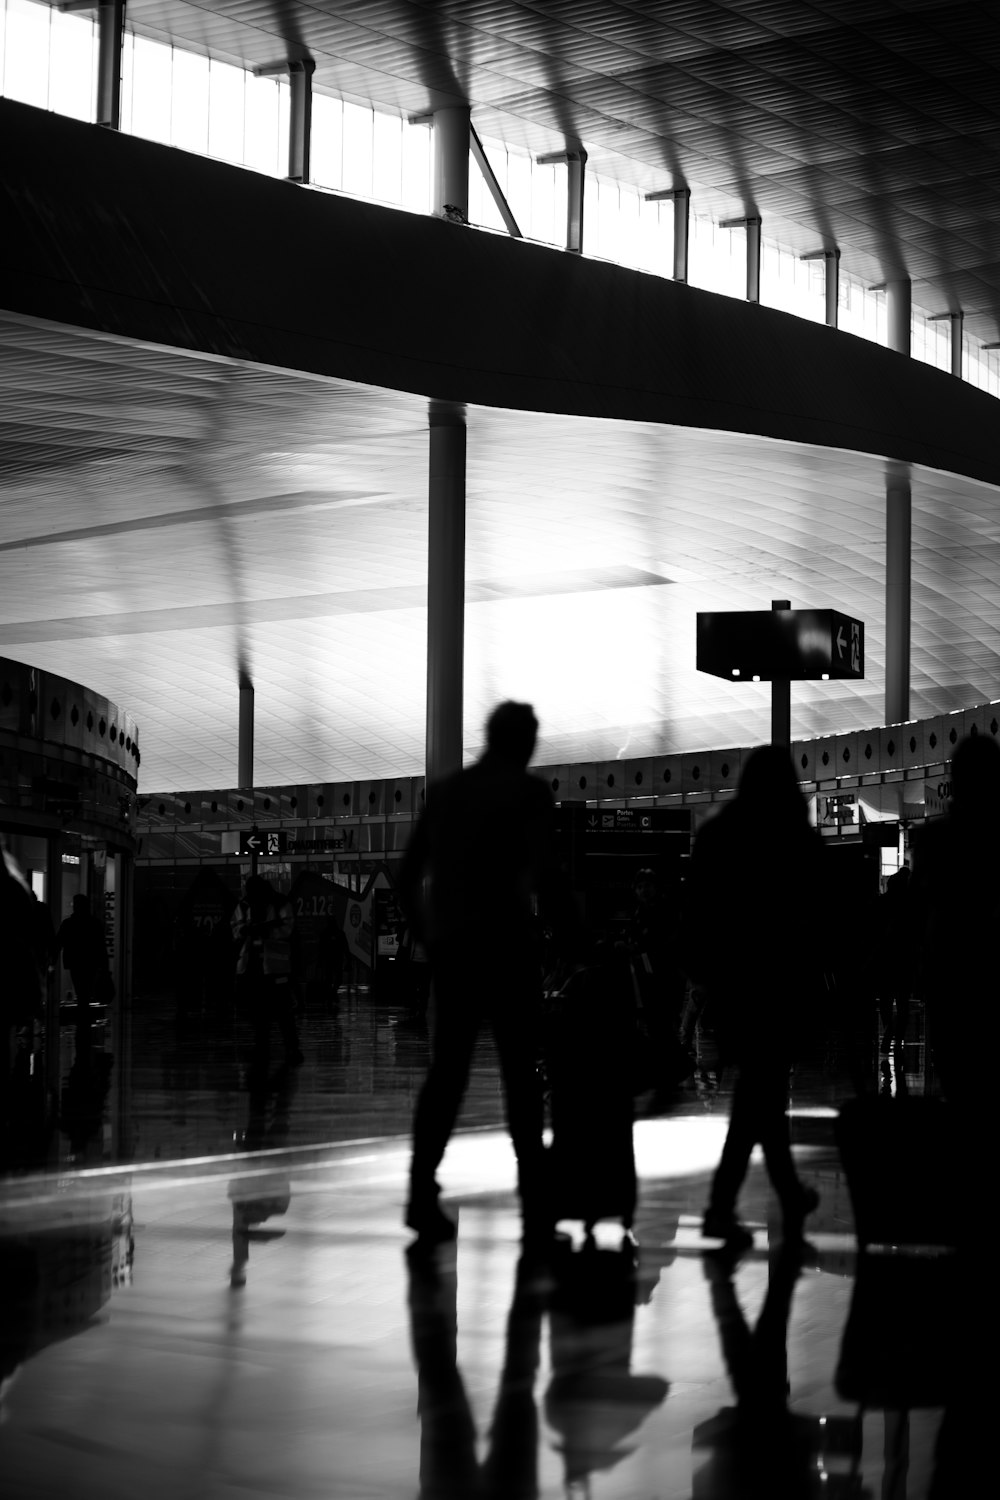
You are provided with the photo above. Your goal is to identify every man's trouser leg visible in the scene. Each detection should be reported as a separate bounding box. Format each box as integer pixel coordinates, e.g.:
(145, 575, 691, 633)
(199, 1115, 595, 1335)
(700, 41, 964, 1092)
(408, 955, 479, 1209)
(492, 994, 547, 1226)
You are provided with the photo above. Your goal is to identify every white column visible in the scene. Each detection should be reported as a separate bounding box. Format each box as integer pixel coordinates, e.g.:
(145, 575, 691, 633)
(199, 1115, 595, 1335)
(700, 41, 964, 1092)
(432, 106, 471, 219)
(886, 279, 912, 355)
(287, 60, 315, 183)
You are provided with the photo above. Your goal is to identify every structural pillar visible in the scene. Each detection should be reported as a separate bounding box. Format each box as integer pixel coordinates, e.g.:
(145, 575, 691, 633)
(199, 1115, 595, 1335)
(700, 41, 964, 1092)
(238, 666, 254, 789)
(426, 401, 467, 786)
(566, 150, 587, 254)
(746, 215, 762, 303)
(771, 599, 791, 748)
(287, 59, 315, 183)
(721, 214, 762, 301)
(886, 278, 912, 355)
(673, 188, 690, 282)
(825, 250, 840, 328)
(885, 479, 912, 725)
(96, 0, 124, 129)
(432, 105, 471, 219)
(950, 312, 964, 378)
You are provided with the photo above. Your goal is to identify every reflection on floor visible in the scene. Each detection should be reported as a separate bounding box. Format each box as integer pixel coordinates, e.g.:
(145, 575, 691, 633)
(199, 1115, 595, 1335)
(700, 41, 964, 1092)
(0, 997, 967, 1499)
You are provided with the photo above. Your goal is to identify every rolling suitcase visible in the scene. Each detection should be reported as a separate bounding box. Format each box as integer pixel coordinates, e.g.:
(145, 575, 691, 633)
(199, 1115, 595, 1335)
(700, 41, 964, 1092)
(544, 952, 638, 1237)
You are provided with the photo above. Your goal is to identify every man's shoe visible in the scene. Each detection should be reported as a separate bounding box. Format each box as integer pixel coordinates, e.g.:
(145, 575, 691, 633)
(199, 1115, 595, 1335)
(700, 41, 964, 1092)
(405, 1200, 457, 1246)
(702, 1207, 754, 1253)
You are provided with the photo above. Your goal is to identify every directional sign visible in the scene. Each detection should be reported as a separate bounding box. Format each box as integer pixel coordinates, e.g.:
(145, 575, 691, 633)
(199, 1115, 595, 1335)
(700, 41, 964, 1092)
(240, 829, 287, 856)
(697, 608, 864, 682)
(584, 807, 684, 835)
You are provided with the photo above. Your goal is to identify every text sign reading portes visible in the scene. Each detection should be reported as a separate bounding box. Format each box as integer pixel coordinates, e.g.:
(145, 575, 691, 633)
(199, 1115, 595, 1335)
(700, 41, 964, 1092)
(240, 829, 288, 856)
(584, 807, 686, 834)
(696, 609, 864, 682)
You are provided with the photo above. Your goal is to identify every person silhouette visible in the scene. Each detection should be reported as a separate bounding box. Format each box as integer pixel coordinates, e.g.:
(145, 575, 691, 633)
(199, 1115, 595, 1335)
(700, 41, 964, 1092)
(399, 701, 577, 1248)
(684, 745, 824, 1251)
(911, 731, 1000, 1107)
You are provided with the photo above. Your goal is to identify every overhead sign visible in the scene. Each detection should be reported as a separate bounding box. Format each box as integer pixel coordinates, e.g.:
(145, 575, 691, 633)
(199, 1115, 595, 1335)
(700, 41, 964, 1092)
(583, 807, 686, 835)
(697, 608, 864, 682)
(240, 829, 288, 856)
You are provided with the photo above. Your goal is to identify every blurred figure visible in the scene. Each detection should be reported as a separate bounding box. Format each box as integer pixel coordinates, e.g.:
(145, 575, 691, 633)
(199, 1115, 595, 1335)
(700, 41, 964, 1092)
(1, 838, 43, 1169)
(232, 874, 302, 1076)
(625, 867, 690, 1110)
(57, 894, 110, 1049)
(399, 701, 577, 1249)
(875, 863, 915, 1057)
(684, 746, 823, 1251)
(911, 732, 1000, 1107)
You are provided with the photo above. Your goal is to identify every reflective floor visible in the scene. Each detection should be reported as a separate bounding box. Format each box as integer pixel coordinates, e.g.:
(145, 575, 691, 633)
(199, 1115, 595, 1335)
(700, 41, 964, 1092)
(0, 996, 965, 1500)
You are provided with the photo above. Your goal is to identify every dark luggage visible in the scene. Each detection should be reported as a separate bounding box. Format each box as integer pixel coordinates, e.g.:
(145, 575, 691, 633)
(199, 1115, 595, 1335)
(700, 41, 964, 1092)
(544, 952, 637, 1235)
(834, 1096, 957, 1248)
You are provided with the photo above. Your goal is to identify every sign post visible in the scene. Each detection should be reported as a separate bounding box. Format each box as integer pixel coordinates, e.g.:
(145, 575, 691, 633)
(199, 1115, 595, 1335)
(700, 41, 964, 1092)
(697, 604, 865, 747)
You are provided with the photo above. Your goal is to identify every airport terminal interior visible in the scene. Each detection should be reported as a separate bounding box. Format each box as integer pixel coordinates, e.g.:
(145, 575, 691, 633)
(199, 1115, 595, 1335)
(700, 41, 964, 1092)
(1, 2, 995, 1495)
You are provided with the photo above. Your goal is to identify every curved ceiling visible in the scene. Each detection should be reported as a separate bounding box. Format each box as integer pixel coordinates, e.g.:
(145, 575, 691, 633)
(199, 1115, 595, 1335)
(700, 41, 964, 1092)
(121, 0, 1000, 343)
(2, 314, 999, 791)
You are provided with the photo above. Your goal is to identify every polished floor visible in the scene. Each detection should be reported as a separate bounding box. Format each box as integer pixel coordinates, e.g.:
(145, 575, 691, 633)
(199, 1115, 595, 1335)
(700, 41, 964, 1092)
(0, 993, 965, 1500)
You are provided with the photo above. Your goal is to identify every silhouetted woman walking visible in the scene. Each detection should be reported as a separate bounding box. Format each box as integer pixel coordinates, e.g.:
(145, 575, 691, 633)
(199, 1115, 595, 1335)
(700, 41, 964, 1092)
(685, 745, 823, 1251)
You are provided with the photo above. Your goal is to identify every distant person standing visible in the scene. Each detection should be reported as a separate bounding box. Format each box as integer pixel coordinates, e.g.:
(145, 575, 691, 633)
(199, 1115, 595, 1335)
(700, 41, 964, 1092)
(684, 746, 824, 1251)
(57, 894, 109, 1046)
(399, 701, 576, 1249)
(232, 875, 303, 1075)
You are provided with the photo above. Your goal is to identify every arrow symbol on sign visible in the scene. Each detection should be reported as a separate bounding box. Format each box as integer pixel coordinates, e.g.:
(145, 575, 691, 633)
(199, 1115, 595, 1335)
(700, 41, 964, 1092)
(586, 815, 598, 829)
(245, 835, 262, 851)
(835, 627, 846, 658)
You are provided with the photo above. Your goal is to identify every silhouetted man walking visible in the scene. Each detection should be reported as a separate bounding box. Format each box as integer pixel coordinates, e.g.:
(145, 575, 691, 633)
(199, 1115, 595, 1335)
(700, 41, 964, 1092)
(400, 701, 573, 1249)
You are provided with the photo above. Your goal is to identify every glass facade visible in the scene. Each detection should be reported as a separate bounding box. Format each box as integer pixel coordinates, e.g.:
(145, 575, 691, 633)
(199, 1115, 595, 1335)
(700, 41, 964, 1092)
(2, 0, 999, 395)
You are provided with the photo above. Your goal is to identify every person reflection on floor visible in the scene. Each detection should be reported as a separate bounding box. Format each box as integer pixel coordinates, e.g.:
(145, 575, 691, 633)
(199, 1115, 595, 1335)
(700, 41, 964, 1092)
(406, 1249, 544, 1499)
(544, 1241, 669, 1492)
(694, 1242, 831, 1498)
(227, 1062, 298, 1287)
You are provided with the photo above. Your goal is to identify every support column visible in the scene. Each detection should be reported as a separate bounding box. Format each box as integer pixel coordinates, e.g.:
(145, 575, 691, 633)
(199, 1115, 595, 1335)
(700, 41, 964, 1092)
(426, 401, 467, 786)
(950, 312, 964, 378)
(96, 0, 124, 128)
(238, 665, 254, 789)
(885, 478, 912, 726)
(721, 214, 761, 301)
(886, 278, 912, 355)
(432, 106, 471, 220)
(673, 188, 690, 282)
(566, 150, 587, 254)
(287, 59, 315, 183)
(771, 599, 791, 748)
(746, 215, 762, 303)
(825, 250, 840, 328)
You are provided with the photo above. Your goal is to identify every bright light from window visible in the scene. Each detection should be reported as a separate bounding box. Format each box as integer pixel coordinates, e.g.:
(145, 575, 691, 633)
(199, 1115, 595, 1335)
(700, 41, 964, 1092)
(4, 0, 50, 108)
(131, 34, 172, 145)
(171, 47, 209, 155)
(208, 57, 245, 165)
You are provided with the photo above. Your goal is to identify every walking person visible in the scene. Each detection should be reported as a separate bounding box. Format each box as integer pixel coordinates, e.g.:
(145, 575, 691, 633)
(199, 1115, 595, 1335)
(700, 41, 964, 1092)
(684, 745, 823, 1251)
(399, 701, 576, 1250)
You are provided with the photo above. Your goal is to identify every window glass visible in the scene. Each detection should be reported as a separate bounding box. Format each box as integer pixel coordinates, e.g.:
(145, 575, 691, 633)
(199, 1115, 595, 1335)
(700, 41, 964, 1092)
(529, 158, 556, 244)
(505, 148, 532, 237)
(244, 71, 280, 175)
(3, 0, 50, 108)
(277, 78, 289, 176)
(401, 116, 431, 213)
(760, 242, 825, 323)
(342, 99, 373, 196)
(469, 145, 506, 231)
(372, 108, 403, 204)
(208, 57, 245, 165)
(312, 92, 343, 189)
(171, 46, 209, 156)
(635, 195, 670, 276)
(119, 26, 133, 132)
(48, 5, 95, 122)
(131, 34, 172, 145)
